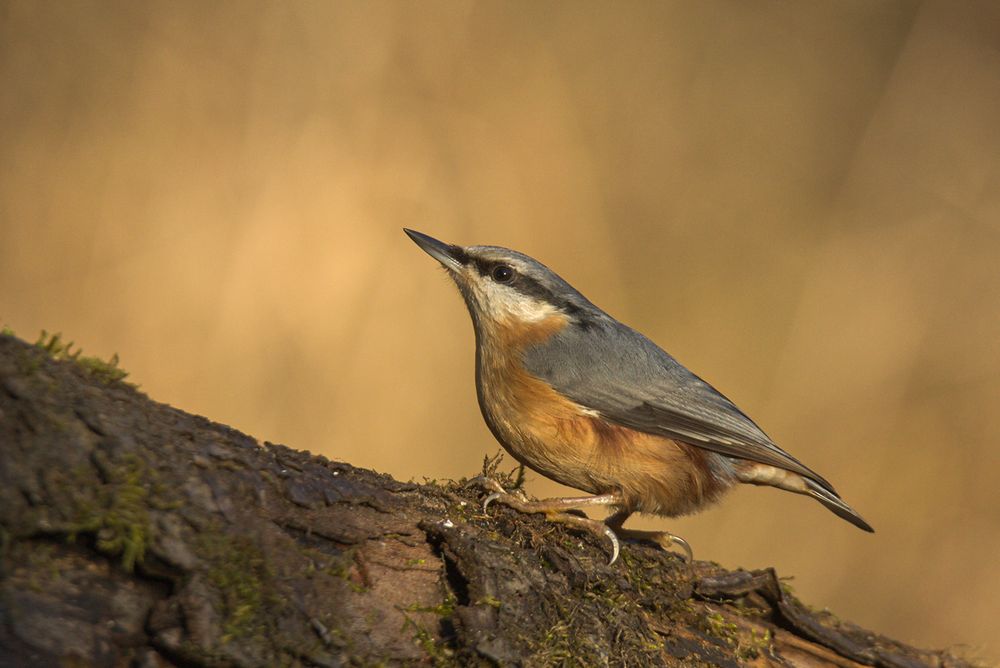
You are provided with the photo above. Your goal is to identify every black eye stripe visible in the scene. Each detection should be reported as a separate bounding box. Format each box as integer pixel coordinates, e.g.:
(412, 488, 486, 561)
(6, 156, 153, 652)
(472, 257, 587, 317)
(511, 274, 551, 300)
(473, 259, 511, 279)
(448, 246, 470, 266)
(473, 259, 495, 277)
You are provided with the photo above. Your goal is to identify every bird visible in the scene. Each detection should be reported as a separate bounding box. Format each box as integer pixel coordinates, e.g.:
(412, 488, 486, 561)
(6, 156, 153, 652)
(404, 228, 873, 564)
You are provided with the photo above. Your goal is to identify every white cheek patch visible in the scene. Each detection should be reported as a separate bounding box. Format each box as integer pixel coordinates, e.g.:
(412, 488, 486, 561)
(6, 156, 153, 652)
(498, 288, 558, 322)
(469, 273, 558, 322)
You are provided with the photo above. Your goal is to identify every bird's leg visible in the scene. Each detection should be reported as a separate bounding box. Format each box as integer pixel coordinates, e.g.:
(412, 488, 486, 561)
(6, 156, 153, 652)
(483, 491, 624, 564)
(605, 510, 694, 564)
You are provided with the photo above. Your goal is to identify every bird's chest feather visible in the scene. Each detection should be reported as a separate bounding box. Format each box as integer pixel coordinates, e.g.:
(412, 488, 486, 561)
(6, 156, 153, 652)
(474, 315, 617, 491)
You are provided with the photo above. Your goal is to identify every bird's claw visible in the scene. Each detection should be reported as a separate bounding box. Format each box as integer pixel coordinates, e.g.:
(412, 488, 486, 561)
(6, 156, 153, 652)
(664, 533, 693, 564)
(608, 526, 694, 575)
(549, 512, 620, 566)
(483, 492, 502, 513)
(602, 525, 620, 565)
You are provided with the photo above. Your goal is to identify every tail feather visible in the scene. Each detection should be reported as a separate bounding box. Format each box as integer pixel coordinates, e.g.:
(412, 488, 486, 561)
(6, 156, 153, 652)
(736, 463, 874, 533)
(804, 478, 874, 533)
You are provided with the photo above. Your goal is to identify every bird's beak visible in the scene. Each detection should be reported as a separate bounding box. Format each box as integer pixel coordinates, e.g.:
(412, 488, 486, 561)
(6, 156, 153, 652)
(403, 229, 466, 273)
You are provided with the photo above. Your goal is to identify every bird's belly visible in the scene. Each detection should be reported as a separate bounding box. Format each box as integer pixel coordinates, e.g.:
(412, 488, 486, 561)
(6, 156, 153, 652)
(477, 362, 599, 493)
(477, 357, 732, 515)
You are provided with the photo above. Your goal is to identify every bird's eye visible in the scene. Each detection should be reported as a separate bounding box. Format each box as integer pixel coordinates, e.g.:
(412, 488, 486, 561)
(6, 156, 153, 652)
(491, 264, 515, 283)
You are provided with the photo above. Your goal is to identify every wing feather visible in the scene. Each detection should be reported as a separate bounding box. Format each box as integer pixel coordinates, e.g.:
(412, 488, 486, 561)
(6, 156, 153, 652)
(524, 319, 836, 494)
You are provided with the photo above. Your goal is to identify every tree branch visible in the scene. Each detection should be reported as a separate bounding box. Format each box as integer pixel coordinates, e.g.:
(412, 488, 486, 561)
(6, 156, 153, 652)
(0, 334, 977, 666)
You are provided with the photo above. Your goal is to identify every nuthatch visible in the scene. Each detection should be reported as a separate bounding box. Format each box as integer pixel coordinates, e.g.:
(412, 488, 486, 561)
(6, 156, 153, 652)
(405, 229, 873, 564)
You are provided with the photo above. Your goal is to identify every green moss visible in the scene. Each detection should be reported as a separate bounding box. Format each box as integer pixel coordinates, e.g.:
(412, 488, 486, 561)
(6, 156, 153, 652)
(299, 544, 366, 593)
(34, 330, 130, 384)
(198, 532, 281, 643)
(1, 324, 15, 337)
(701, 609, 775, 660)
(475, 594, 501, 609)
(479, 451, 526, 492)
(398, 589, 461, 665)
(526, 616, 614, 666)
(737, 628, 772, 660)
(66, 453, 152, 572)
(403, 590, 458, 618)
(400, 612, 456, 666)
(703, 611, 739, 646)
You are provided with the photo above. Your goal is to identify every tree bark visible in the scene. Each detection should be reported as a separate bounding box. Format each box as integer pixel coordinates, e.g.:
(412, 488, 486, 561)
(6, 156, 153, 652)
(0, 334, 976, 667)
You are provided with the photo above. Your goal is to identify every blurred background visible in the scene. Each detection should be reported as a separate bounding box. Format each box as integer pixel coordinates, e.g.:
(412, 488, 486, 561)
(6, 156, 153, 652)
(2, 0, 998, 661)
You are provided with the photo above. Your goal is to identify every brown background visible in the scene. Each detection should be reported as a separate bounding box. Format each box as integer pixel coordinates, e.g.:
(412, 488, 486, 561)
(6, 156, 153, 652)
(2, 1, 998, 661)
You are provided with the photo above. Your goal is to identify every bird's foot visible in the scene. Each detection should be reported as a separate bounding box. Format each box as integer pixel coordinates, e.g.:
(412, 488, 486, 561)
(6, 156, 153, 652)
(615, 527, 692, 562)
(482, 493, 622, 565)
(608, 526, 694, 574)
(604, 509, 693, 564)
(463, 475, 528, 502)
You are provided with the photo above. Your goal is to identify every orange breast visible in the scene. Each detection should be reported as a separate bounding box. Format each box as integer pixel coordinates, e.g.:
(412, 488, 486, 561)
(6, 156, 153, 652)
(475, 315, 732, 516)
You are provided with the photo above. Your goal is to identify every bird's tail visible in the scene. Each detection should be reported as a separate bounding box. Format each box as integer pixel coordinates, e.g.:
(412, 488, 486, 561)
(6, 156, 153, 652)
(803, 478, 874, 533)
(736, 464, 874, 532)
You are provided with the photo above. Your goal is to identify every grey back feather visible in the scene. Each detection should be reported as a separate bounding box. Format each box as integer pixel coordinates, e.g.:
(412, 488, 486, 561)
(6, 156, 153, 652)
(523, 318, 837, 494)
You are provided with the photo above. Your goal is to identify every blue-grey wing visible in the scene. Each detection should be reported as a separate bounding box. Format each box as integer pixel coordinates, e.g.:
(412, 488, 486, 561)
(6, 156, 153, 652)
(523, 318, 835, 493)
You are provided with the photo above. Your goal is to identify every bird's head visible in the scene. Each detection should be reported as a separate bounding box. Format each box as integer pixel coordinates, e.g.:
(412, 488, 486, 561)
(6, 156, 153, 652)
(404, 228, 598, 335)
